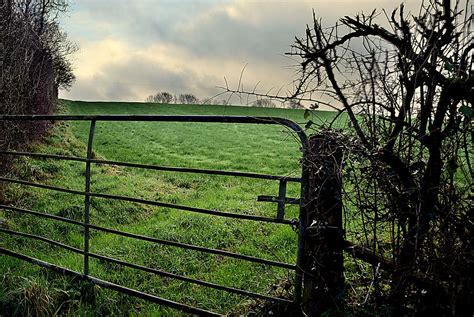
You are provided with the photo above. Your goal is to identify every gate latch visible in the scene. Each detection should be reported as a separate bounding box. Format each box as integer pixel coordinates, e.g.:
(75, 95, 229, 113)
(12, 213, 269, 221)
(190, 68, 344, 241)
(257, 179, 300, 220)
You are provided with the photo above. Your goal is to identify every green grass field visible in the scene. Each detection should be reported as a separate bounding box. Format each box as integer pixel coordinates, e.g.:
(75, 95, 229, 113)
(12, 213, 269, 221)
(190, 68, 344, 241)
(0, 101, 337, 315)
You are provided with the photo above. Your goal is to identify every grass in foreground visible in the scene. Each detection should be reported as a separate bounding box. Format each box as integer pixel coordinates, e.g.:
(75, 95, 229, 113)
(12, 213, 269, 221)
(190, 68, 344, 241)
(0, 101, 336, 315)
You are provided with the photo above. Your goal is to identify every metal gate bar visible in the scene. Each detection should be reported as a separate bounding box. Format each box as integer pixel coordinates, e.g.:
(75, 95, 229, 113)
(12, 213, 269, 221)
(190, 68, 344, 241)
(0, 228, 293, 304)
(0, 204, 294, 269)
(0, 115, 309, 315)
(0, 176, 295, 224)
(0, 151, 302, 182)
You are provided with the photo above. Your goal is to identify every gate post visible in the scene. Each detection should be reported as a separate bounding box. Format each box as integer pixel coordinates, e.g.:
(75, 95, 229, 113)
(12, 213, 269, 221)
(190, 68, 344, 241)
(302, 134, 344, 316)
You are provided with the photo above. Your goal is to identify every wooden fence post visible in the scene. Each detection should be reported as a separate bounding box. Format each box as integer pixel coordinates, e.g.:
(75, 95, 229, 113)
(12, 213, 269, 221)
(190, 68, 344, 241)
(302, 134, 344, 316)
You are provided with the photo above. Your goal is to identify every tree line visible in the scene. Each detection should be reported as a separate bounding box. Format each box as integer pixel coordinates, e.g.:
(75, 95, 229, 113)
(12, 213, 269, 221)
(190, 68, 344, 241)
(145, 91, 304, 108)
(145, 91, 200, 104)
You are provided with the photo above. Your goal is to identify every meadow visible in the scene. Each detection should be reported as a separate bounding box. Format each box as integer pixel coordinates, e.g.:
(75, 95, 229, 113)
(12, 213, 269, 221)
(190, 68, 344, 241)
(0, 101, 336, 315)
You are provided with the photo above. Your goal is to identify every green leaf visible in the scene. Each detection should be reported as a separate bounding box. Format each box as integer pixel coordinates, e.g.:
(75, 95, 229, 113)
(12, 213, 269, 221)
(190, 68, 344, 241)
(305, 120, 314, 129)
(304, 109, 311, 120)
(459, 105, 474, 119)
(444, 62, 453, 72)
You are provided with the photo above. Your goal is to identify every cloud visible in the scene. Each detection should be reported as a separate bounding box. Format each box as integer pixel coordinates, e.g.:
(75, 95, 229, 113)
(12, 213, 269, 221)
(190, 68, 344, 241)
(60, 0, 424, 103)
(64, 39, 202, 101)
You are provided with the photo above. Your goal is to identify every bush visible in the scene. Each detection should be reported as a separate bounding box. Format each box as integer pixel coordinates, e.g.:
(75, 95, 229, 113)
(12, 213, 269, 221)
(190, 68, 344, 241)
(0, 1, 75, 177)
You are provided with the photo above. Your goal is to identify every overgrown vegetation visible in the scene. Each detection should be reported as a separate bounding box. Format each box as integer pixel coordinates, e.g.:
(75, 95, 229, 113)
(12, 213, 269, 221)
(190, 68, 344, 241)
(0, 0, 76, 180)
(222, 0, 472, 315)
(2, 0, 472, 315)
(287, 0, 473, 315)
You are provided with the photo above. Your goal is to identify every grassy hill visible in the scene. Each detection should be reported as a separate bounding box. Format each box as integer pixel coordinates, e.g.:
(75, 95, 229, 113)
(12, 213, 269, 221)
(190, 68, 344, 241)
(0, 100, 337, 315)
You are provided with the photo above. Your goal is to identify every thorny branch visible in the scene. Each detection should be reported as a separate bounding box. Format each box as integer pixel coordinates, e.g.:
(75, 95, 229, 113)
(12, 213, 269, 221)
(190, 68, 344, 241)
(287, 0, 473, 313)
(223, 0, 472, 314)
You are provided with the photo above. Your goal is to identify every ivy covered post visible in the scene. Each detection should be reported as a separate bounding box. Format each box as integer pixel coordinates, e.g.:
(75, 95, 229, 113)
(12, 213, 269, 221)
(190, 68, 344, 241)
(302, 134, 344, 316)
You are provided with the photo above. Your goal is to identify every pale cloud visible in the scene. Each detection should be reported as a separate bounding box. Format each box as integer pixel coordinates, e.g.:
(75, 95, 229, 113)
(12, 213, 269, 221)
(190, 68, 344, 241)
(73, 39, 129, 80)
(60, 0, 423, 103)
(66, 36, 293, 102)
(65, 40, 198, 101)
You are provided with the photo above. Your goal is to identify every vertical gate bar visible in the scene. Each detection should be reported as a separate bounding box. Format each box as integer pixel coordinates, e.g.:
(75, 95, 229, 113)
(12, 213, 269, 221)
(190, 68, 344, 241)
(276, 179, 287, 220)
(294, 141, 310, 306)
(83, 120, 96, 276)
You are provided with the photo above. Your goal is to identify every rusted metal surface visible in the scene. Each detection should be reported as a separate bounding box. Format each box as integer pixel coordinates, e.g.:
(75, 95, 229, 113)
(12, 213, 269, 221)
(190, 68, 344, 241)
(257, 195, 300, 205)
(0, 115, 309, 315)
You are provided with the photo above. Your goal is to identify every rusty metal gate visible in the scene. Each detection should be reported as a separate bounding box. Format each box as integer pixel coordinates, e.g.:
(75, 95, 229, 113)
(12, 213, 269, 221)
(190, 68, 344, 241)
(0, 115, 309, 316)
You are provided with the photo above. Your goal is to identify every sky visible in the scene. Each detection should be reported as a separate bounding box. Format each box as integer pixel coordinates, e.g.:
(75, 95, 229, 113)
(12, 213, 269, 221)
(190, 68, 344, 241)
(59, 0, 422, 105)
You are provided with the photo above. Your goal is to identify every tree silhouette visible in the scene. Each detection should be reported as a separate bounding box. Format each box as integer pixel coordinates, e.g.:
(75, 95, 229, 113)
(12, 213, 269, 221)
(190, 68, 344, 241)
(288, 0, 472, 313)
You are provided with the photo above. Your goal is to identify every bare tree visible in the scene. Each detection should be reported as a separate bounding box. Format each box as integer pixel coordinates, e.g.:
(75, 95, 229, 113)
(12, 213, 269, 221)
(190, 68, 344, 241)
(145, 91, 175, 104)
(178, 93, 199, 104)
(285, 99, 304, 109)
(288, 0, 473, 314)
(221, 0, 472, 314)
